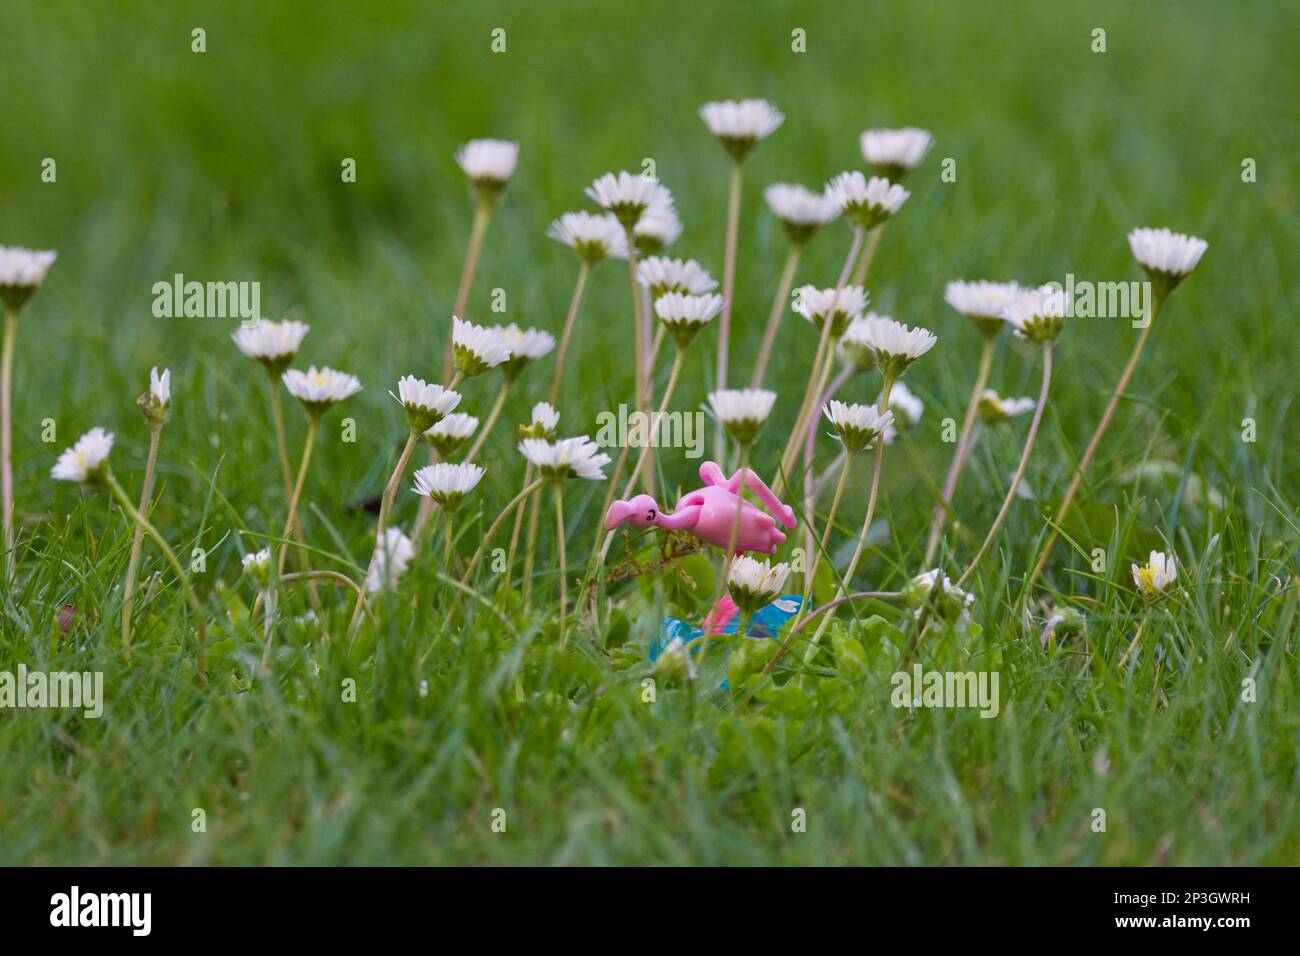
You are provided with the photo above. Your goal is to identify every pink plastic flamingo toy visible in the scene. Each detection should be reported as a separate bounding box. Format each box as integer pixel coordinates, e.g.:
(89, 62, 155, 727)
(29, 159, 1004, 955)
(605, 461, 797, 555)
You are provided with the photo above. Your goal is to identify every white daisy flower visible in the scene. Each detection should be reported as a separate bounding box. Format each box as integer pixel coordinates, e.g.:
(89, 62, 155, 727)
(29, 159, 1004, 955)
(793, 284, 868, 337)
(764, 183, 839, 243)
(978, 389, 1036, 424)
(838, 316, 877, 372)
(655, 635, 698, 683)
(901, 568, 975, 625)
(140, 366, 171, 427)
(655, 292, 724, 348)
(636, 257, 719, 298)
(1002, 285, 1068, 345)
(241, 547, 273, 589)
(546, 211, 628, 264)
(1128, 227, 1208, 293)
(394, 375, 461, 431)
(412, 461, 485, 512)
(451, 316, 511, 378)
(365, 527, 416, 594)
(51, 427, 114, 484)
(707, 388, 777, 446)
(825, 172, 909, 229)
(0, 246, 57, 311)
(859, 127, 933, 181)
(150, 367, 170, 407)
(518, 435, 611, 482)
(1040, 606, 1086, 647)
(944, 279, 1024, 337)
(727, 554, 792, 615)
(699, 99, 784, 159)
(282, 366, 363, 414)
(231, 319, 310, 374)
(1132, 550, 1177, 599)
(888, 380, 925, 428)
(456, 139, 519, 196)
(496, 324, 556, 381)
(823, 400, 893, 455)
(860, 314, 936, 378)
(423, 412, 478, 458)
(586, 171, 668, 228)
(519, 401, 560, 441)
(634, 203, 683, 255)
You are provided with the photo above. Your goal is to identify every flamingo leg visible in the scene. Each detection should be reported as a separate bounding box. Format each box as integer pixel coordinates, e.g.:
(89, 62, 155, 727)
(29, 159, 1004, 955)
(725, 468, 796, 529)
(698, 461, 728, 488)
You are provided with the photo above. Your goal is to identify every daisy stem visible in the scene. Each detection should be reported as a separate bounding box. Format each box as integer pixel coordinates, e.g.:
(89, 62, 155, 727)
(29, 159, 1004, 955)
(780, 330, 842, 497)
(797, 340, 845, 552)
(267, 372, 294, 498)
(356, 424, 419, 622)
(776, 226, 863, 495)
(120, 423, 162, 647)
(956, 343, 1053, 590)
(793, 221, 882, 519)
(625, 227, 647, 413)
(924, 333, 996, 565)
(640, 284, 660, 498)
(799, 365, 853, 555)
(626, 345, 685, 496)
(377, 427, 420, 540)
(750, 243, 802, 390)
(714, 159, 745, 460)
(835, 224, 865, 289)
(268, 375, 325, 617)
(812, 448, 847, 500)
(1, 309, 16, 585)
(586, 337, 681, 606)
(277, 415, 319, 579)
(850, 222, 885, 287)
(1028, 295, 1163, 589)
(641, 280, 655, 408)
(802, 450, 855, 614)
(444, 509, 455, 575)
(555, 484, 568, 648)
(262, 588, 276, 659)
(465, 380, 511, 463)
(549, 261, 591, 406)
(806, 377, 894, 657)
(105, 472, 206, 650)
(510, 464, 535, 592)
(647, 325, 666, 379)
(775, 321, 832, 495)
(443, 198, 493, 381)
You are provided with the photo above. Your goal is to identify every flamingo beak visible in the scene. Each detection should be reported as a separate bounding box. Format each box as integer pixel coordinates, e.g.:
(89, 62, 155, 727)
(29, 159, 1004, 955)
(605, 501, 635, 530)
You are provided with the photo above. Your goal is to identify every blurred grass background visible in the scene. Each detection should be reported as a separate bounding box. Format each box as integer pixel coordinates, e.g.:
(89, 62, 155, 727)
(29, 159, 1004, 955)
(2, 0, 1294, 542)
(1, 0, 1297, 864)
(2, 0, 1296, 533)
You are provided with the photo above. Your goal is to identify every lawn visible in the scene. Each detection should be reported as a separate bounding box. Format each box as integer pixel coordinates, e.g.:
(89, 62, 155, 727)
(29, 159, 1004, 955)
(1, 0, 1297, 864)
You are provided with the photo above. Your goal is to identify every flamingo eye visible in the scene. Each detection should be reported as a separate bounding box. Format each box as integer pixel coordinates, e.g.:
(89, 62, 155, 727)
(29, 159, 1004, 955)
(646, 508, 656, 521)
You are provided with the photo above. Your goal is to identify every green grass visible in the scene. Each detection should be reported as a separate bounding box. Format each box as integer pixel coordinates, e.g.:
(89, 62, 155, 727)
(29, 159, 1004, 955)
(1, 0, 1297, 864)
